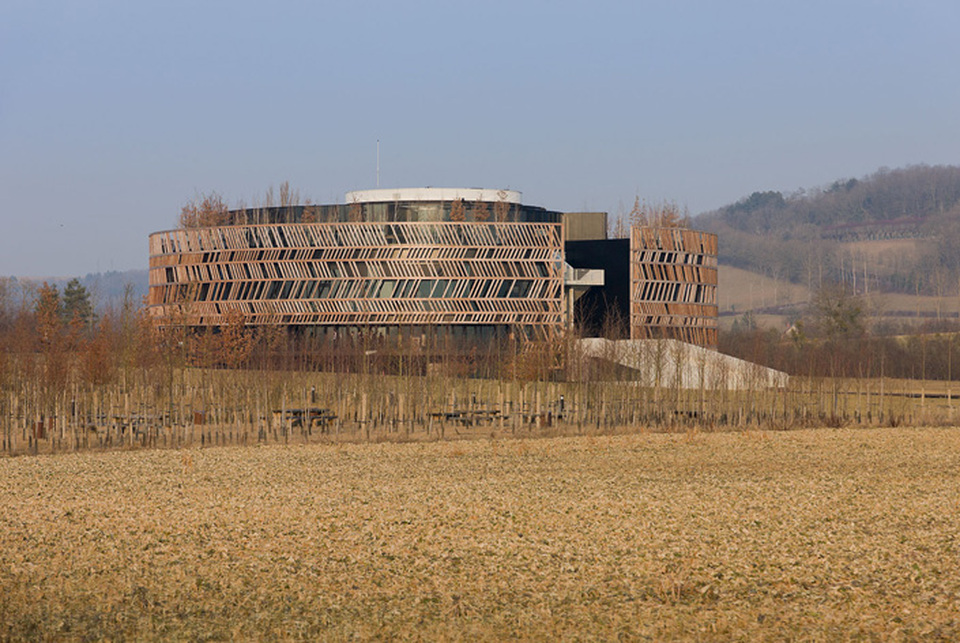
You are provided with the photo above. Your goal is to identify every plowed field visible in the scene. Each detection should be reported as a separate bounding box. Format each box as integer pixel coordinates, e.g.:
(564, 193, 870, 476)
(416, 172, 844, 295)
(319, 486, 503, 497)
(2, 428, 959, 640)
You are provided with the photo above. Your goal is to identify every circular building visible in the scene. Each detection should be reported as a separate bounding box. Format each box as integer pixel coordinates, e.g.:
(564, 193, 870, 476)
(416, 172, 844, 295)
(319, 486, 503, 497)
(148, 188, 566, 342)
(149, 187, 719, 348)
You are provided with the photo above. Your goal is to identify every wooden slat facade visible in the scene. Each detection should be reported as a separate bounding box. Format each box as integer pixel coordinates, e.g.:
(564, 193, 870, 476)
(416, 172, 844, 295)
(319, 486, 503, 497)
(629, 227, 719, 348)
(149, 221, 565, 336)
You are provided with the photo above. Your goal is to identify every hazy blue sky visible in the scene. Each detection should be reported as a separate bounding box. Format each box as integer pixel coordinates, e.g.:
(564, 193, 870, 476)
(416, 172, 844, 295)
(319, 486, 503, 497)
(2, 1, 959, 277)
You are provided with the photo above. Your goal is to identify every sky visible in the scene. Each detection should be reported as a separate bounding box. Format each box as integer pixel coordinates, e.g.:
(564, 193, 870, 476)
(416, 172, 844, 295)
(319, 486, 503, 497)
(2, 0, 960, 277)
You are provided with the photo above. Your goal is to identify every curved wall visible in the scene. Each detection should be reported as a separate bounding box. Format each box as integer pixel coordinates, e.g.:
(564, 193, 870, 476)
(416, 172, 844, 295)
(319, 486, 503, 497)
(149, 189, 719, 347)
(222, 197, 560, 226)
(149, 220, 564, 336)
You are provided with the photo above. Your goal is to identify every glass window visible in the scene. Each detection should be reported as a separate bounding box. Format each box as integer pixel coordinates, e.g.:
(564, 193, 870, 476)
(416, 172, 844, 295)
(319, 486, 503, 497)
(416, 280, 434, 298)
(378, 281, 396, 298)
(511, 280, 531, 298)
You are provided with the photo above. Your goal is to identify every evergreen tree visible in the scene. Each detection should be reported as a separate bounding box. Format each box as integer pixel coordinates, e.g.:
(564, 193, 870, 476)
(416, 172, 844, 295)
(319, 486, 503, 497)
(62, 278, 94, 329)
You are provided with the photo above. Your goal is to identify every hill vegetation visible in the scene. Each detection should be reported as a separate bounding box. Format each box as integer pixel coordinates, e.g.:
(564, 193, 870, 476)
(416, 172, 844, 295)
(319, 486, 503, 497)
(0, 270, 148, 316)
(696, 164, 960, 296)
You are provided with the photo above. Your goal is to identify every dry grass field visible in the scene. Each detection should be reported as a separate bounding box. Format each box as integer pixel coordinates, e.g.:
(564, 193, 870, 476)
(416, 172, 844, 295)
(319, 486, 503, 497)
(719, 246, 960, 331)
(3, 427, 960, 640)
(718, 265, 811, 315)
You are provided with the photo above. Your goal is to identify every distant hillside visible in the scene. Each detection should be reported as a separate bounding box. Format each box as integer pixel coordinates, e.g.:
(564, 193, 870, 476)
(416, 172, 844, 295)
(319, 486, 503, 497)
(77, 269, 150, 309)
(700, 165, 960, 234)
(2, 269, 149, 313)
(696, 164, 960, 296)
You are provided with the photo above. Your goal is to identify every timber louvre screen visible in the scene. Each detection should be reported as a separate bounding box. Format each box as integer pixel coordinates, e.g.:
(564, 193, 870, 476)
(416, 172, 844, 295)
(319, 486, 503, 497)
(629, 227, 719, 347)
(149, 221, 564, 335)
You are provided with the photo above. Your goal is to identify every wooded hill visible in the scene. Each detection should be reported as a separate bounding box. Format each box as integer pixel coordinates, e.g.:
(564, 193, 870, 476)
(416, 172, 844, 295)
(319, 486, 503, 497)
(695, 164, 960, 296)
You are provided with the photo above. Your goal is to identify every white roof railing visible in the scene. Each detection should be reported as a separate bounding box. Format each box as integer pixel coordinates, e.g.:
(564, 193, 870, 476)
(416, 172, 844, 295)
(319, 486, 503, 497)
(345, 187, 522, 205)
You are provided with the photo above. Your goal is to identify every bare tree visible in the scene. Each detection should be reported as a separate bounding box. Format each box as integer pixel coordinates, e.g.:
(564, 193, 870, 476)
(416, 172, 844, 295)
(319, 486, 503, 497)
(279, 181, 300, 223)
(628, 197, 690, 228)
(349, 198, 363, 223)
(218, 308, 255, 369)
(302, 200, 319, 224)
(279, 181, 299, 207)
(472, 196, 490, 222)
(450, 198, 465, 222)
(494, 191, 511, 222)
(34, 282, 62, 349)
(179, 193, 230, 228)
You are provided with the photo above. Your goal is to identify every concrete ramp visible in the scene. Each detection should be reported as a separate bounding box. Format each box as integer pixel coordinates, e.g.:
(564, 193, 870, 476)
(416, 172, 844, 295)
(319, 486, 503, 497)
(577, 338, 788, 390)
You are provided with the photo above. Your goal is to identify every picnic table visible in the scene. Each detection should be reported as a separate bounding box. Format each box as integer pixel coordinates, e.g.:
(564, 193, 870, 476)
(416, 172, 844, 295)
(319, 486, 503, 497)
(273, 407, 338, 430)
(429, 409, 505, 427)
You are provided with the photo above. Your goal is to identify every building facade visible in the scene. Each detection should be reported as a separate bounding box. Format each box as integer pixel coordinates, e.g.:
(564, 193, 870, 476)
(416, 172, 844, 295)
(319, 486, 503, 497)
(148, 188, 719, 347)
(629, 227, 718, 347)
(149, 188, 565, 341)
(563, 228, 719, 348)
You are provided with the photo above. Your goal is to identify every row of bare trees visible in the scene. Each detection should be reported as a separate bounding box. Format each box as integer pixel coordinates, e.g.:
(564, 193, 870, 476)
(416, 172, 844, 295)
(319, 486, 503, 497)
(723, 318, 960, 383)
(610, 198, 691, 238)
(1, 273, 952, 457)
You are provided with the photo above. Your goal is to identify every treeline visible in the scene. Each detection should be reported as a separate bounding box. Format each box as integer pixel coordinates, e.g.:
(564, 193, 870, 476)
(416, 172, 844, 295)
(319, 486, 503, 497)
(723, 282, 960, 382)
(722, 324, 960, 381)
(697, 164, 960, 295)
(2, 276, 955, 458)
(702, 165, 960, 235)
(1, 280, 692, 456)
(0, 272, 149, 315)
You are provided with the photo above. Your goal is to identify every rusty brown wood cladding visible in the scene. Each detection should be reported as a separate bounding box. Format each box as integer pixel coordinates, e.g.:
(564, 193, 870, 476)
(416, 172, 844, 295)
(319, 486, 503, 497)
(630, 227, 719, 347)
(149, 222, 565, 333)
